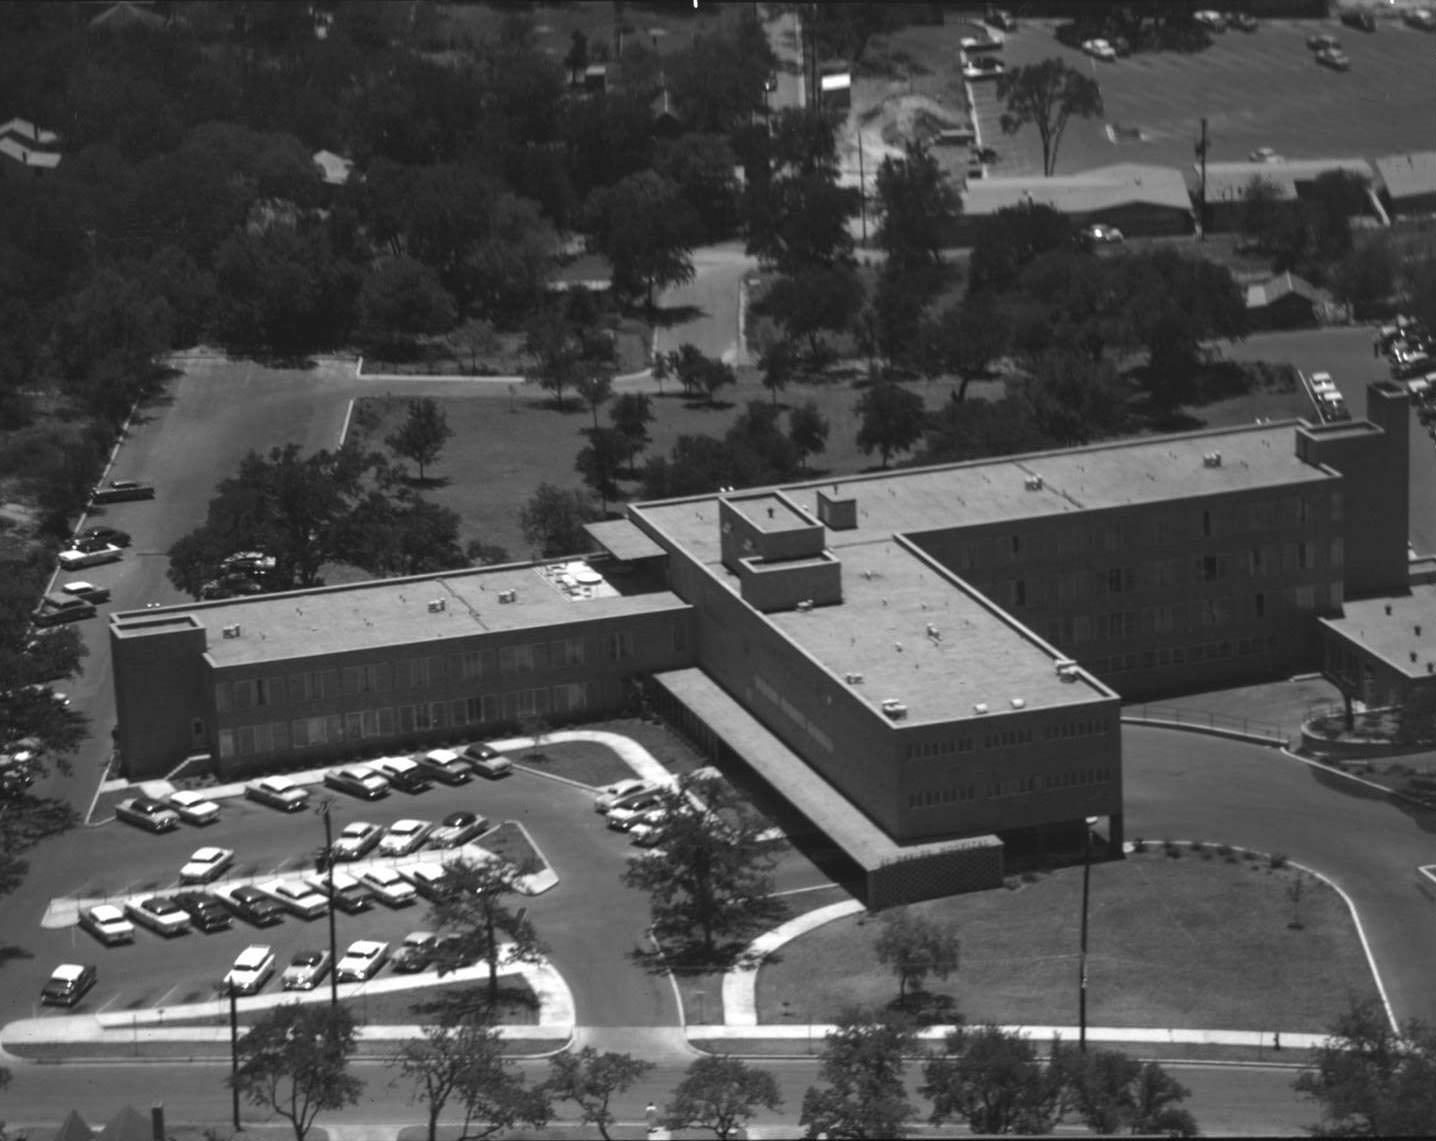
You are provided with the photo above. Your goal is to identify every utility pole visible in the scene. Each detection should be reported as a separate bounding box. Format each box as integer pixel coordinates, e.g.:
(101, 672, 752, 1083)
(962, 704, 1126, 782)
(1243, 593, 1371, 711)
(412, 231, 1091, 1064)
(1078, 816, 1096, 1052)
(319, 800, 339, 1011)
(1194, 117, 1209, 241)
(228, 981, 241, 1131)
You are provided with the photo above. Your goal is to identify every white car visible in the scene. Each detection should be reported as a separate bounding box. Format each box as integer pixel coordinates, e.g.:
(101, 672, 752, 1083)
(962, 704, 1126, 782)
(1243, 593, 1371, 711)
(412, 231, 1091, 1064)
(1248, 146, 1284, 164)
(1309, 371, 1339, 396)
(405, 863, 452, 902)
(594, 778, 663, 813)
(325, 764, 390, 800)
(607, 793, 668, 831)
(57, 544, 122, 571)
(429, 811, 488, 849)
(331, 820, 382, 861)
(245, 775, 310, 812)
(378, 818, 434, 857)
(261, 879, 329, 920)
(225, 944, 276, 995)
(180, 846, 235, 884)
(79, 903, 135, 946)
(962, 56, 1005, 80)
(167, 789, 221, 825)
(336, 939, 389, 982)
(1193, 10, 1225, 31)
(125, 895, 191, 937)
(1081, 223, 1124, 245)
(358, 866, 417, 907)
(1082, 38, 1117, 61)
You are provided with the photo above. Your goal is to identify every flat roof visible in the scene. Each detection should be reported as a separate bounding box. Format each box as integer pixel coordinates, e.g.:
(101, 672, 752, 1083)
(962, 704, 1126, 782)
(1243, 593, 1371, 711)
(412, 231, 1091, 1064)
(1322, 584, 1436, 679)
(111, 562, 687, 668)
(584, 518, 666, 561)
(727, 493, 814, 533)
(1374, 151, 1436, 201)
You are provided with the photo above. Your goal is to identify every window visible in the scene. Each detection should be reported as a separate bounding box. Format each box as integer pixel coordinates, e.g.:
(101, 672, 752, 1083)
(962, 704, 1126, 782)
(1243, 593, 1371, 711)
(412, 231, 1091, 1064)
(459, 651, 483, 680)
(378, 707, 395, 734)
(1298, 497, 1313, 525)
(1331, 492, 1344, 523)
(1294, 585, 1316, 611)
(1297, 542, 1312, 570)
(1202, 556, 1222, 582)
(215, 683, 232, 714)
(342, 664, 386, 695)
(1329, 538, 1344, 570)
(1248, 548, 1263, 576)
(553, 682, 589, 713)
(1254, 592, 1265, 619)
(607, 630, 635, 662)
(288, 672, 325, 702)
(1154, 605, 1175, 634)
(1202, 510, 1212, 538)
(1010, 534, 1022, 558)
(344, 712, 362, 740)
(408, 658, 431, 687)
(1012, 579, 1027, 607)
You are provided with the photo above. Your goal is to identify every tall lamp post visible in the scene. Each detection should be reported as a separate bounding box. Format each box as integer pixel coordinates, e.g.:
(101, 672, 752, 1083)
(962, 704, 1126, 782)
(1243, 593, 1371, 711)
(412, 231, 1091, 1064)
(1078, 815, 1099, 1052)
(318, 799, 340, 1010)
(227, 980, 241, 1132)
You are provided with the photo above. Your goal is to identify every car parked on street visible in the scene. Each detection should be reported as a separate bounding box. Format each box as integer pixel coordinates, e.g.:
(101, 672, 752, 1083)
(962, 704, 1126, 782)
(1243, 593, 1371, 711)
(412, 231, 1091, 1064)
(372, 755, 432, 794)
(76, 526, 131, 549)
(57, 544, 122, 572)
(225, 944, 276, 995)
(1316, 45, 1351, 69)
(282, 949, 333, 991)
(1079, 223, 1124, 247)
(31, 594, 97, 628)
(180, 846, 235, 884)
(1229, 11, 1259, 31)
(404, 863, 452, 902)
(325, 764, 390, 800)
(1248, 146, 1283, 163)
(260, 879, 329, 920)
(89, 479, 154, 505)
(42, 963, 98, 1007)
(79, 904, 135, 946)
(331, 820, 383, 862)
(429, 811, 488, 849)
(125, 895, 191, 937)
(607, 793, 667, 831)
(60, 581, 111, 604)
(594, 778, 663, 813)
(391, 931, 438, 974)
(962, 55, 1005, 80)
(378, 818, 434, 857)
(359, 866, 417, 907)
(1307, 32, 1341, 51)
(1404, 7, 1436, 31)
(414, 748, 472, 786)
(336, 939, 389, 982)
(167, 789, 222, 825)
(220, 884, 284, 927)
(460, 742, 512, 779)
(115, 796, 180, 833)
(245, 775, 310, 812)
(305, 869, 373, 914)
(1082, 38, 1118, 60)
(172, 890, 233, 932)
(1193, 9, 1226, 31)
(985, 8, 1017, 30)
(1339, 8, 1375, 32)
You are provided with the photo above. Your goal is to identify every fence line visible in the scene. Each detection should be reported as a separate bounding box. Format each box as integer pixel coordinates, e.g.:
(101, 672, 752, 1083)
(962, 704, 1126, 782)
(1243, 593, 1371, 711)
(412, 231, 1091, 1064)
(1122, 704, 1289, 742)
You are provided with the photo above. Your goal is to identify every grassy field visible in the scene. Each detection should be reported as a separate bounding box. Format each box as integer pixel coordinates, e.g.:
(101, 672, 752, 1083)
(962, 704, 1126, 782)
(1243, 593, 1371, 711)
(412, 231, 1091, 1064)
(755, 849, 1380, 1032)
(512, 737, 638, 788)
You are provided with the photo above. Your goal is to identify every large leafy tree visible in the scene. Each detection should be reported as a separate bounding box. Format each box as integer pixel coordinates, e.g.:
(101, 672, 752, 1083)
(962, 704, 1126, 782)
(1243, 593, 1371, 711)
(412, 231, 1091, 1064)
(788, 400, 830, 474)
(385, 397, 454, 483)
(357, 257, 457, 350)
(621, 772, 788, 963)
(427, 856, 547, 1013)
(855, 382, 926, 468)
(969, 203, 1075, 295)
(656, 133, 743, 243)
(546, 1047, 654, 1141)
(232, 1004, 363, 1141)
(1294, 997, 1436, 1136)
(874, 908, 960, 1010)
(995, 59, 1104, 178)
(918, 293, 1013, 400)
(1054, 1042, 1199, 1136)
(1018, 351, 1127, 446)
(800, 1010, 919, 1140)
(759, 267, 865, 367)
(575, 426, 627, 515)
(664, 1054, 784, 1141)
(921, 1024, 1066, 1136)
(609, 392, 656, 475)
(874, 141, 960, 271)
(584, 171, 699, 308)
(518, 483, 598, 559)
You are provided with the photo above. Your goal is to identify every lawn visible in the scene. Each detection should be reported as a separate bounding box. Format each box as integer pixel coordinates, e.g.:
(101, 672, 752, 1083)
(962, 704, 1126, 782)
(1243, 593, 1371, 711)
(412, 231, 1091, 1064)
(756, 849, 1380, 1032)
(475, 820, 544, 873)
(511, 737, 636, 788)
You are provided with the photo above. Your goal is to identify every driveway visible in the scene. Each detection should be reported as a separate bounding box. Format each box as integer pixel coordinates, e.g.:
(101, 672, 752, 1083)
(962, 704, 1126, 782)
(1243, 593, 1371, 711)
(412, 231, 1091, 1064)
(1124, 724, 1436, 1026)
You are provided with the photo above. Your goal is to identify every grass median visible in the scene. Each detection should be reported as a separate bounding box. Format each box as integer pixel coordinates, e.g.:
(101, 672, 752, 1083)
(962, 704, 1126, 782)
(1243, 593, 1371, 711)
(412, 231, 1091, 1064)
(757, 848, 1379, 1033)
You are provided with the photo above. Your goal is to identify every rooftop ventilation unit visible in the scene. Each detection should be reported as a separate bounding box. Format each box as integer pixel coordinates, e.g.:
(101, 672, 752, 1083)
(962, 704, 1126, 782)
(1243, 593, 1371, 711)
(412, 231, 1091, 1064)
(926, 623, 941, 641)
(1203, 451, 1223, 468)
(796, 599, 814, 612)
(427, 599, 446, 613)
(880, 698, 908, 720)
(845, 671, 864, 685)
(1010, 697, 1026, 709)
(1024, 474, 1044, 491)
(1055, 660, 1079, 681)
(498, 589, 518, 604)
(973, 702, 989, 715)
(221, 624, 242, 639)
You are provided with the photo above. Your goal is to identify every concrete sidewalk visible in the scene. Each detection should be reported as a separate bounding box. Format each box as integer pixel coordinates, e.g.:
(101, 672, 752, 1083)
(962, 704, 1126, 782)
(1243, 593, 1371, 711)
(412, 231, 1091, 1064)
(691, 1023, 1328, 1051)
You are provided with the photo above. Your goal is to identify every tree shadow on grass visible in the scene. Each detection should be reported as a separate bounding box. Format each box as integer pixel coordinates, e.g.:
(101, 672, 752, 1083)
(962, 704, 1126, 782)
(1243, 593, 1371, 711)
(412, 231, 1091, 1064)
(681, 399, 736, 412)
(0, 943, 36, 969)
(646, 303, 705, 330)
(629, 938, 775, 978)
(407, 980, 539, 1023)
(885, 990, 961, 1027)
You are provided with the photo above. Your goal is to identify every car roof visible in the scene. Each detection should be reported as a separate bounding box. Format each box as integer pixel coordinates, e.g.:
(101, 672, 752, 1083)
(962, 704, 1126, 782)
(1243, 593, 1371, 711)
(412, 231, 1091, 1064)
(341, 820, 376, 833)
(235, 945, 272, 966)
(390, 819, 426, 831)
(346, 939, 385, 954)
(171, 790, 213, 803)
(52, 963, 89, 979)
(91, 904, 125, 920)
(259, 775, 295, 789)
(191, 846, 226, 859)
(410, 864, 446, 880)
(366, 867, 402, 882)
(425, 748, 461, 762)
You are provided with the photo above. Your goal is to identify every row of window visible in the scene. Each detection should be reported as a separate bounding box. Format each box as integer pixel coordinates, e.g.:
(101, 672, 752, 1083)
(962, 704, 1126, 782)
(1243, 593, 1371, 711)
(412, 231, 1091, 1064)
(901, 716, 1110, 761)
(216, 682, 593, 759)
(905, 765, 1115, 810)
(753, 673, 835, 753)
(1092, 635, 1280, 675)
(216, 633, 634, 714)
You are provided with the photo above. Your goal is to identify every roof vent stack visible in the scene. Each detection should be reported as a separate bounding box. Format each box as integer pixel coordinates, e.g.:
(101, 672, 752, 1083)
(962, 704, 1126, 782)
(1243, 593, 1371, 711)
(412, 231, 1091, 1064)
(1203, 451, 1223, 468)
(880, 698, 909, 720)
(221, 624, 242, 639)
(427, 598, 446, 613)
(1024, 474, 1044, 491)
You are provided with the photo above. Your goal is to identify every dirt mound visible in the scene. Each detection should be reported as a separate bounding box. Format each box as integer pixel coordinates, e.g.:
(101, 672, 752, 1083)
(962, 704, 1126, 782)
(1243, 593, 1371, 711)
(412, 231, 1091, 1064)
(837, 89, 972, 182)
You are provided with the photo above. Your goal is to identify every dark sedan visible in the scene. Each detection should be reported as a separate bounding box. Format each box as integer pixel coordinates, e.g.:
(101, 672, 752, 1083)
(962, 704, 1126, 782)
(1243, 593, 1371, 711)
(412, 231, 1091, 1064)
(77, 526, 132, 549)
(221, 884, 284, 927)
(172, 891, 233, 933)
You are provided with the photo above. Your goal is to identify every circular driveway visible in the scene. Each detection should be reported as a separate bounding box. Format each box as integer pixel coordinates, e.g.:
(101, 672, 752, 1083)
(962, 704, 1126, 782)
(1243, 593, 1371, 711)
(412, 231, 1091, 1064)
(1124, 725, 1436, 1025)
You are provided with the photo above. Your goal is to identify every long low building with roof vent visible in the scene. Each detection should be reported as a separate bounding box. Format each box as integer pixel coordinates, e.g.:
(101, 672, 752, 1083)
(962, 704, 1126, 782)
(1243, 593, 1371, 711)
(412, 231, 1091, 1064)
(110, 382, 1413, 906)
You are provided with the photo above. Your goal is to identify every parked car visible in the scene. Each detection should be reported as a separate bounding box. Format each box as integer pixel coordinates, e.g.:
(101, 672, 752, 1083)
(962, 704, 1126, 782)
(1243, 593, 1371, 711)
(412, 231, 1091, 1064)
(1339, 9, 1375, 32)
(32, 594, 96, 628)
(79, 904, 135, 946)
(358, 866, 417, 907)
(378, 818, 434, 857)
(414, 748, 473, 786)
(89, 479, 154, 505)
(305, 869, 373, 914)
(166, 789, 221, 825)
(1228, 11, 1259, 31)
(221, 884, 285, 927)
(405, 863, 452, 902)
(607, 793, 667, 831)
(245, 775, 310, 812)
(115, 796, 181, 833)
(125, 895, 191, 937)
(1248, 146, 1283, 163)
(1404, 8, 1436, 31)
(391, 931, 438, 974)
(201, 574, 265, 601)
(42, 963, 98, 1007)
(628, 810, 670, 848)
(172, 890, 233, 932)
(433, 932, 480, 969)
(595, 778, 662, 813)
(1193, 9, 1226, 31)
(282, 949, 333, 991)
(224, 944, 276, 995)
(1316, 46, 1351, 69)
(76, 526, 131, 549)
(336, 939, 390, 982)
(330, 820, 383, 862)
(962, 55, 1005, 80)
(180, 846, 235, 884)
(1082, 38, 1118, 60)
(1079, 223, 1124, 246)
(325, 764, 390, 800)
(57, 544, 122, 572)
(460, 742, 512, 779)
(429, 811, 488, 849)
(60, 581, 110, 604)
(372, 755, 432, 794)
(260, 879, 329, 920)
(985, 8, 1017, 30)
(1306, 33, 1341, 50)
(1309, 371, 1339, 395)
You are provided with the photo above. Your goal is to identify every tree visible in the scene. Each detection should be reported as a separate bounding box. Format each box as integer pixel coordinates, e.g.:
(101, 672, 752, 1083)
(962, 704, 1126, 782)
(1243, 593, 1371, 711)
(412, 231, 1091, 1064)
(232, 1004, 363, 1141)
(666, 344, 737, 406)
(392, 1016, 552, 1141)
(788, 400, 830, 474)
(351, 492, 468, 579)
(799, 1009, 919, 1139)
(386, 398, 453, 483)
(919, 293, 1013, 400)
(546, 1047, 655, 1141)
(358, 257, 457, 349)
(1019, 351, 1127, 446)
(855, 383, 926, 468)
(759, 267, 865, 367)
(578, 373, 615, 433)
(525, 303, 584, 408)
(621, 772, 788, 962)
(1240, 175, 1286, 253)
(664, 1054, 783, 1141)
(563, 29, 589, 85)
(874, 908, 960, 1010)
(575, 426, 626, 514)
(1054, 1043, 1199, 1136)
(759, 337, 796, 407)
(995, 59, 1104, 178)
(609, 392, 656, 474)
(427, 856, 547, 1013)
(1293, 996, 1436, 1136)
(519, 483, 598, 558)
(921, 1024, 1065, 1136)
(969, 203, 1074, 294)
(656, 132, 743, 242)
(585, 171, 698, 308)
(874, 141, 960, 271)
(1334, 237, 1399, 318)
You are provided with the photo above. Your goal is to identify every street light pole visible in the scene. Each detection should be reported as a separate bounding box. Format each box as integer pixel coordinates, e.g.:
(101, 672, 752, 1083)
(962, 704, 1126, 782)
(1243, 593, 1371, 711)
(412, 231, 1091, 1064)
(1078, 816, 1096, 1052)
(227, 981, 241, 1132)
(319, 800, 339, 1011)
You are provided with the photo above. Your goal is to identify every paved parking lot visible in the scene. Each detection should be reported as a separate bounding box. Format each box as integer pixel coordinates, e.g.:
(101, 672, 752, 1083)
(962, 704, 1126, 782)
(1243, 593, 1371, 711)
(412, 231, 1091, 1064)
(966, 17, 1436, 178)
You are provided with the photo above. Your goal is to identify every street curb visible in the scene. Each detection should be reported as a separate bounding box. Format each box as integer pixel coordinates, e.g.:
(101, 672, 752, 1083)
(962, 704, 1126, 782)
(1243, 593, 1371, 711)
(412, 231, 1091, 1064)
(1120, 715, 1287, 747)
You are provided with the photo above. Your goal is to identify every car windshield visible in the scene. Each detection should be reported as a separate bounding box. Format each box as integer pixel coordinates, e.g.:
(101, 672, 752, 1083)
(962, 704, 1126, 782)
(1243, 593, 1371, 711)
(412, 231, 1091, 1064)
(293, 952, 323, 966)
(148, 899, 180, 914)
(341, 824, 370, 837)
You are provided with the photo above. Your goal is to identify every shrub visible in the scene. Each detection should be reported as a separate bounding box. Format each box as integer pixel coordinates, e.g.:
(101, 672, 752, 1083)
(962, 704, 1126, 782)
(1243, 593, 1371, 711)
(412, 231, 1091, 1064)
(1269, 852, 1288, 870)
(1164, 840, 1182, 859)
(1131, 837, 1147, 853)
(1216, 843, 1234, 859)
(1190, 839, 1206, 854)
(1021, 870, 1041, 884)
